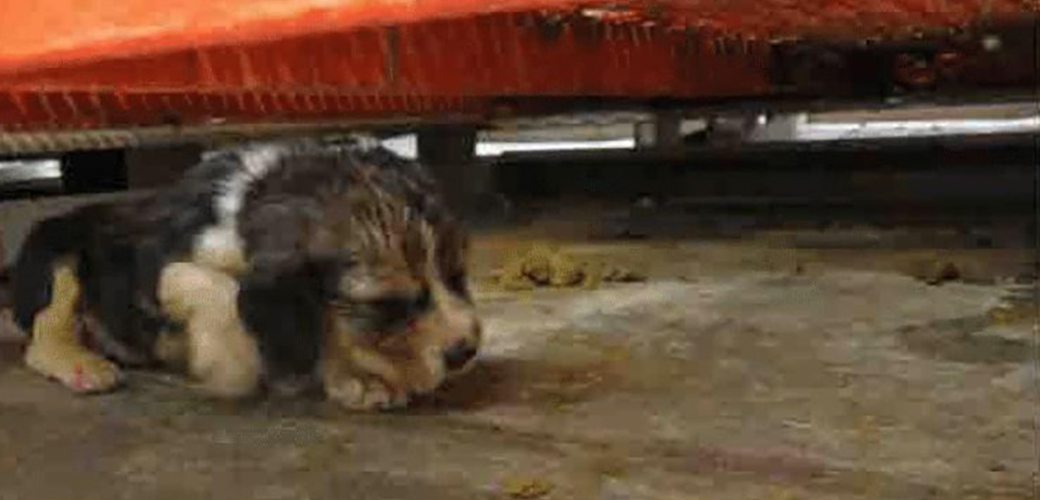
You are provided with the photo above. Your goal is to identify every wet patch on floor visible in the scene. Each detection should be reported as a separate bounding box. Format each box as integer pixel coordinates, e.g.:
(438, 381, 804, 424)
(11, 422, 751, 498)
(415, 353, 624, 413)
(895, 286, 1034, 365)
(895, 315, 1031, 364)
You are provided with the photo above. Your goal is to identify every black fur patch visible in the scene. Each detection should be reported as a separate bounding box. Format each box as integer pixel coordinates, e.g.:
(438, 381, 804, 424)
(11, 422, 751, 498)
(237, 257, 339, 380)
(11, 172, 225, 364)
(12, 208, 96, 331)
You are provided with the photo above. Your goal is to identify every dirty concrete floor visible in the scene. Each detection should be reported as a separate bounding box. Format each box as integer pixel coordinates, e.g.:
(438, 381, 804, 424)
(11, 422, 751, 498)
(0, 213, 1036, 500)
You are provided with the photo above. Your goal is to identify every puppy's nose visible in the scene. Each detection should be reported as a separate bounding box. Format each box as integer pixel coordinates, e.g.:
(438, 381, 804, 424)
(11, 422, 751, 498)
(443, 340, 478, 371)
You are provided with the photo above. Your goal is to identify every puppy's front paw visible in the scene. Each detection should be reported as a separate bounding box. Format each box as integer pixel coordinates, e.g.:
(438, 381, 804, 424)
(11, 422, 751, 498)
(67, 356, 123, 394)
(26, 347, 124, 394)
(326, 376, 408, 411)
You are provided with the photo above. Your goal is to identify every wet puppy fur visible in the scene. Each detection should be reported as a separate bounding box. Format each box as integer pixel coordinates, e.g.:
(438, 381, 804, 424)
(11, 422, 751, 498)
(10, 136, 482, 410)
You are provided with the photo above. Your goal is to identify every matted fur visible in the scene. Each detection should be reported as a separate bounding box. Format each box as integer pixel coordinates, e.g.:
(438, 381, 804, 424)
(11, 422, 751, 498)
(8, 135, 482, 410)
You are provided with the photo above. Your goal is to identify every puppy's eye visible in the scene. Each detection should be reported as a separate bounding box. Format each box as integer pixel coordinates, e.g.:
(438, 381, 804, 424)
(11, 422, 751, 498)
(369, 288, 430, 321)
(445, 271, 469, 297)
(337, 288, 431, 335)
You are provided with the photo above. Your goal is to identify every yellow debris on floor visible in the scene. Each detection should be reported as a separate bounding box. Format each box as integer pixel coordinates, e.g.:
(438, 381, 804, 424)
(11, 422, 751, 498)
(493, 244, 644, 291)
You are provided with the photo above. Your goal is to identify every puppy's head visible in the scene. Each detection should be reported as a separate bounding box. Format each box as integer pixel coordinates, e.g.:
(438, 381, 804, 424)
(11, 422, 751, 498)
(236, 140, 481, 410)
(321, 188, 482, 406)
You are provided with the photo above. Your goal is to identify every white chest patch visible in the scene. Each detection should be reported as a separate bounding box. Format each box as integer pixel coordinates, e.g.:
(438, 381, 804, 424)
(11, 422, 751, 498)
(191, 144, 286, 274)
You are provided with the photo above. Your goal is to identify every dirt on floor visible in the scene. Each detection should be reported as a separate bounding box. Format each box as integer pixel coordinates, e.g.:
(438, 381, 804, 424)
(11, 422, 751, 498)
(0, 206, 1036, 500)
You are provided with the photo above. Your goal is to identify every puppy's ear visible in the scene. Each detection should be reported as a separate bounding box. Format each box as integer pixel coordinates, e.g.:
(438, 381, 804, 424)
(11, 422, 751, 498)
(237, 257, 332, 382)
(238, 201, 349, 382)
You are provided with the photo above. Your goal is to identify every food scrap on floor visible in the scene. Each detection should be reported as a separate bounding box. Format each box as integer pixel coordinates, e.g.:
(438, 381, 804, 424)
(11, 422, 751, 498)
(492, 244, 645, 291)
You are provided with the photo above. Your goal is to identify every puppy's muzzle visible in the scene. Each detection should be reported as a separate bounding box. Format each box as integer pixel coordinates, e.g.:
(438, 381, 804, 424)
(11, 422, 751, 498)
(442, 320, 481, 372)
(443, 340, 478, 371)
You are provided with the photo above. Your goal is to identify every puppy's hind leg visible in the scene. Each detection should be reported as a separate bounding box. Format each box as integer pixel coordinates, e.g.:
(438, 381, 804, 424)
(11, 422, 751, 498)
(23, 260, 123, 393)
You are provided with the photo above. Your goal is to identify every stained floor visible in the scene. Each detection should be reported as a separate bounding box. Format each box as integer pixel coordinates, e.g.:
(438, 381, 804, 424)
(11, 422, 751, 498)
(0, 215, 1035, 500)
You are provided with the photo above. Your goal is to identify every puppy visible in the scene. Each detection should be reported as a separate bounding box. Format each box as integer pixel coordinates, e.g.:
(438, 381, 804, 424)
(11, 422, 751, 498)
(9, 135, 482, 410)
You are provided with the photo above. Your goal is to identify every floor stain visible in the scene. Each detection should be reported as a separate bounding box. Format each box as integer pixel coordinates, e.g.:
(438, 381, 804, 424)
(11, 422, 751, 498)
(416, 355, 623, 412)
(896, 316, 1029, 364)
